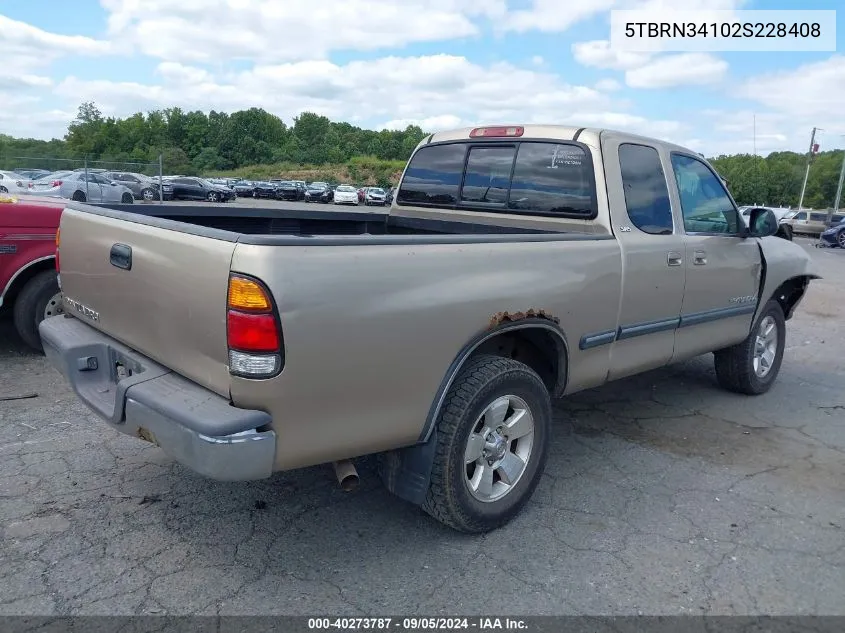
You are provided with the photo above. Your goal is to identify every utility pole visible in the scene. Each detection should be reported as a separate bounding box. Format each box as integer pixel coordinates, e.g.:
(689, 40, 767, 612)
(798, 127, 819, 210)
(834, 139, 845, 214)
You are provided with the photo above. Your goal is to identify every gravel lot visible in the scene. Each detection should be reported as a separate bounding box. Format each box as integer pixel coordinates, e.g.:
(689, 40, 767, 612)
(1, 237, 843, 616)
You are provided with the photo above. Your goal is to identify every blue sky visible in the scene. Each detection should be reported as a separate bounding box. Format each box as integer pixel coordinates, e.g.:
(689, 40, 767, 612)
(0, 0, 842, 156)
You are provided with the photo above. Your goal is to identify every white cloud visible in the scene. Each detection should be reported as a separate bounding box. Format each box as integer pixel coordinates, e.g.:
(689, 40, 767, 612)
(99, 0, 506, 63)
(595, 78, 622, 91)
(531, 56, 544, 66)
(736, 55, 845, 121)
(0, 14, 111, 70)
(155, 62, 213, 85)
(55, 55, 613, 132)
(572, 40, 653, 71)
(625, 53, 728, 88)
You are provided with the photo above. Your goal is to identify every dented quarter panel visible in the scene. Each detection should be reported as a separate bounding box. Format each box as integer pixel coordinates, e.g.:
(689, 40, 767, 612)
(229, 238, 622, 470)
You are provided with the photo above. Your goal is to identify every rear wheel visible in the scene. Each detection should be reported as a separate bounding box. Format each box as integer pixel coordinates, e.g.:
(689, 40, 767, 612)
(121, 192, 133, 204)
(208, 191, 219, 202)
(714, 300, 786, 395)
(0, 186, 8, 193)
(141, 188, 155, 201)
(421, 355, 551, 533)
(71, 190, 86, 202)
(13, 270, 62, 352)
(838, 231, 845, 248)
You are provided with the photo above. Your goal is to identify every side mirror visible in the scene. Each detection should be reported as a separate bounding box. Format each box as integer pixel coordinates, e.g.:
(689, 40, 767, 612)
(748, 208, 778, 238)
(110, 181, 118, 186)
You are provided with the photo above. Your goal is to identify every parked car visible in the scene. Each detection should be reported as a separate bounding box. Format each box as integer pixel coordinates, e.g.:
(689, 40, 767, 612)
(819, 216, 845, 248)
(304, 182, 333, 203)
(40, 124, 817, 534)
(168, 177, 235, 202)
(333, 184, 359, 205)
(364, 187, 387, 206)
(14, 168, 51, 180)
(102, 172, 173, 201)
(275, 181, 306, 201)
(779, 210, 833, 236)
(30, 171, 135, 204)
(0, 196, 63, 350)
(739, 206, 793, 240)
(232, 180, 256, 196)
(0, 170, 33, 195)
(72, 168, 108, 173)
(252, 181, 279, 199)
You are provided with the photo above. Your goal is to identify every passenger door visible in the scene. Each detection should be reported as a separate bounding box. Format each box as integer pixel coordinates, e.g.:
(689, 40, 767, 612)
(80, 174, 104, 202)
(602, 138, 687, 381)
(669, 153, 762, 360)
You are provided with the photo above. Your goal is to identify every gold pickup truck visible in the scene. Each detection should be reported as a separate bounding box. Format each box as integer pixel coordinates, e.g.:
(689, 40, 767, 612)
(40, 125, 818, 533)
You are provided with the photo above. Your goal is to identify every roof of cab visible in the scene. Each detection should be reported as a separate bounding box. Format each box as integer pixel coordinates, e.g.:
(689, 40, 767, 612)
(423, 125, 695, 155)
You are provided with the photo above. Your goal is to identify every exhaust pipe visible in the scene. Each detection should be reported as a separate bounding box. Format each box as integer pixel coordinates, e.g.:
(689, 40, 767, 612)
(332, 459, 359, 491)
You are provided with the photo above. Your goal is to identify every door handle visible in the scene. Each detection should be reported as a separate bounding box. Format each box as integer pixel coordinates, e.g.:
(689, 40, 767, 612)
(693, 250, 707, 265)
(667, 251, 683, 266)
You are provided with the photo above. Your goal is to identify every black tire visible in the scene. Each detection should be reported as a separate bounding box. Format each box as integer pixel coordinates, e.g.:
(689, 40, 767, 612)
(208, 191, 219, 202)
(421, 355, 551, 533)
(838, 231, 845, 249)
(13, 270, 61, 352)
(714, 299, 786, 395)
(141, 188, 156, 201)
(71, 190, 86, 202)
(0, 186, 8, 193)
(121, 193, 133, 204)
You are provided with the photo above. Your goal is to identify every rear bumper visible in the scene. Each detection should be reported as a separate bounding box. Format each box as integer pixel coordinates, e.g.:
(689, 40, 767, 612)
(39, 315, 276, 481)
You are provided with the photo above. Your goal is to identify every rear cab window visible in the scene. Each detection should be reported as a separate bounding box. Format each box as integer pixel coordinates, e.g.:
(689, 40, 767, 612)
(397, 140, 597, 218)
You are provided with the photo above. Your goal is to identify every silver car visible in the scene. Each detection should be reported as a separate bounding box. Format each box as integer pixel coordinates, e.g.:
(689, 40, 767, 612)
(30, 171, 135, 203)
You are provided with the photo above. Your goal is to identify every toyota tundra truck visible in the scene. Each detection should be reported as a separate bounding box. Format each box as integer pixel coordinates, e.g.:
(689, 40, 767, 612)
(39, 125, 818, 533)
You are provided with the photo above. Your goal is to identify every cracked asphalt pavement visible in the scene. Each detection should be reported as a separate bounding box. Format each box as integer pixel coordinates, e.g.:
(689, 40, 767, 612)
(1, 240, 843, 617)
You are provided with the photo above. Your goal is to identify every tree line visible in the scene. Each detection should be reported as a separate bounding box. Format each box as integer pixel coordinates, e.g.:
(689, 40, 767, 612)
(0, 102, 842, 208)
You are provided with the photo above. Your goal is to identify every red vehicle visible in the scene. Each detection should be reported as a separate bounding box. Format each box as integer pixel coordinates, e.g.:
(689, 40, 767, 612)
(0, 195, 63, 350)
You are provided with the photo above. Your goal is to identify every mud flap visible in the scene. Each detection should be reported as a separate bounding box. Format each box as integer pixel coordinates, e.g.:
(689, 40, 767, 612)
(379, 431, 439, 506)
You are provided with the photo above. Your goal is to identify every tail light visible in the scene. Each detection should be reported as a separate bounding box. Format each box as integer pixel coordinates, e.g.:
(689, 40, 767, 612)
(226, 274, 284, 378)
(51, 180, 63, 187)
(55, 227, 61, 277)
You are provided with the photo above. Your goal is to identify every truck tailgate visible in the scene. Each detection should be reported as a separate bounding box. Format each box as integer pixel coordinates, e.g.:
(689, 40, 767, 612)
(57, 207, 235, 397)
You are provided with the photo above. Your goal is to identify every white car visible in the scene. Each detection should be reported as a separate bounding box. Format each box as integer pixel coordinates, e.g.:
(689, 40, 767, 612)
(333, 184, 359, 205)
(0, 170, 33, 195)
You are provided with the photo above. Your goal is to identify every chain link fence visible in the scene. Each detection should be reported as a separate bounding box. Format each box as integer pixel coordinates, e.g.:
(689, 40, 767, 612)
(0, 154, 165, 203)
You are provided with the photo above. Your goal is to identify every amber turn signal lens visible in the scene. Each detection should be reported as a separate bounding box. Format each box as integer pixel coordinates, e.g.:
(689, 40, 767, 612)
(228, 275, 271, 311)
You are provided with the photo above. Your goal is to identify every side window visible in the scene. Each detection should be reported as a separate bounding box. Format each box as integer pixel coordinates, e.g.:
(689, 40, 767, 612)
(397, 143, 466, 206)
(508, 143, 594, 215)
(461, 146, 515, 205)
(670, 154, 740, 235)
(618, 144, 673, 235)
(794, 212, 807, 221)
(809, 213, 827, 222)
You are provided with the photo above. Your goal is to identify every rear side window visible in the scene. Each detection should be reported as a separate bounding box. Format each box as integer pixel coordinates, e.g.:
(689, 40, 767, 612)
(809, 213, 827, 222)
(618, 144, 673, 235)
(397, 143, 466, 206)
(397, 141, 596, 217)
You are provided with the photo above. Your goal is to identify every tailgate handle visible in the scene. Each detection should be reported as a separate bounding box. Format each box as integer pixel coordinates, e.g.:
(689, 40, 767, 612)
(110, 244, 132, 270)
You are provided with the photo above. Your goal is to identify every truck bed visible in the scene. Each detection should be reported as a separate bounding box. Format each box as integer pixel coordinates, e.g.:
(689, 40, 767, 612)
(84, 202, 604, 244)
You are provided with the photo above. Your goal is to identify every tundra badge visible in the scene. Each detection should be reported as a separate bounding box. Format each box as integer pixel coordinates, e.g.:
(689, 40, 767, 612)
(64, 297, 100, 322)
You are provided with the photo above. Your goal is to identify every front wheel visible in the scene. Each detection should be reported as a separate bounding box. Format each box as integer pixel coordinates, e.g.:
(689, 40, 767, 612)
(714, 299, 786, 395)
(421, 355, 551, 533)
(0, 186, 8, 193)
(838, 231, 845, 248)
